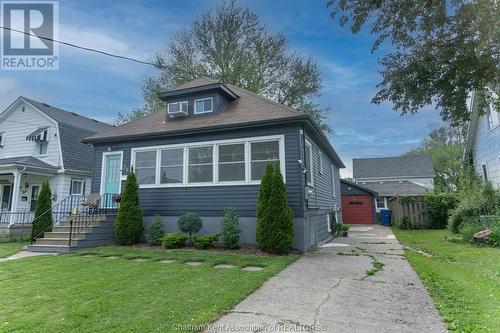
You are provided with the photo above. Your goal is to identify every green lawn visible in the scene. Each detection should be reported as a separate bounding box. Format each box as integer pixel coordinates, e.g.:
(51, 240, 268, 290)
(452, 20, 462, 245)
(0, 240, 27, 258)
(393, 229, 500, 332)
(0, 246, 298, 332)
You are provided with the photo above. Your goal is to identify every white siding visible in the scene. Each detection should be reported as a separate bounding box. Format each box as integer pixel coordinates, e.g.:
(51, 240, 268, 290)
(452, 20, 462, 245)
(472, 112, 500, 189)
(0, 101, 62, 167)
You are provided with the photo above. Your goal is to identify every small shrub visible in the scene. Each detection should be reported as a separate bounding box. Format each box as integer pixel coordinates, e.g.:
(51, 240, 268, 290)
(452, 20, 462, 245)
(147, 215, 165, 245)
(178, 212, 203, 240)
(162, 233, 187, 249)
(398, 217, 423, 230)
(425, 191, 458, 229)
(459, 215, 499, 247)
(220, 208, 240, 249)
(194, 234, 219, 249)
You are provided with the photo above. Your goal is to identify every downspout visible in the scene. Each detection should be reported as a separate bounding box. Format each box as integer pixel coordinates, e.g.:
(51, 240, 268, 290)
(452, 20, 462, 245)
(301, 125, 309, 209)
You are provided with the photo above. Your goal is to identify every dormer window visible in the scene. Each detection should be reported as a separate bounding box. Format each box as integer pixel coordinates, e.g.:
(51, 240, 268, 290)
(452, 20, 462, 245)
(194, 97, 213, 114)
(167, 101, 188, 117)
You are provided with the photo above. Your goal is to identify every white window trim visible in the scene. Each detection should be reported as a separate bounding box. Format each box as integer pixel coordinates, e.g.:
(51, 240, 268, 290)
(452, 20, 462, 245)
(70, 179, 85, 196)
(305, 140, 314, 186)
(37, 141, 49, 157)
(167, 101, 188, 115)
(159, 147, 184, 185)
(319, 153, 324, 175)
(331, 163, 336, 197)
(187, 145, 215, 185)
(99, 151, 124, 195)
(194, 97, 213, 114)
(130, 135, 286, 188)
(217, 142, 246, 183)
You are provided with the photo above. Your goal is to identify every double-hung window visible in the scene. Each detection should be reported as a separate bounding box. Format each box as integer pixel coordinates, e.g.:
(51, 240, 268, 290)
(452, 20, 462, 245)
(188, 146, 213, 183)
(218, 143, 245, 182)
(135, 150, 157, 185)
(71, 179, 85, 196)
(250, 141, 280, 181)
(160, 148, 183, 184)
(331, 164, 336, 197)
(194, 98, 213, 114)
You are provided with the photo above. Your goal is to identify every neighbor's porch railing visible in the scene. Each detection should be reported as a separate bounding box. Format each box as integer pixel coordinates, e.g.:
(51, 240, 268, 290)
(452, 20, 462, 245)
(0, 210, 34, 225)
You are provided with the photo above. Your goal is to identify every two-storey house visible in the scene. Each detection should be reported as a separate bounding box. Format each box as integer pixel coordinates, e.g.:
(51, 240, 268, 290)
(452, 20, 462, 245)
(0, 97, 112, 235)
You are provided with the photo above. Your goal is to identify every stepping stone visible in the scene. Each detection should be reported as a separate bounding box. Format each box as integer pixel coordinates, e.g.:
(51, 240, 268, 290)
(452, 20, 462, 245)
(214, 264, 235, 269)
(185, 261, 203, 266)
(159, 259, 175, 264)
(132, 258, 147, 262)
(81, 255, 94, 257)
(242, 266, 263, 272)
(105, 256, 120, 260)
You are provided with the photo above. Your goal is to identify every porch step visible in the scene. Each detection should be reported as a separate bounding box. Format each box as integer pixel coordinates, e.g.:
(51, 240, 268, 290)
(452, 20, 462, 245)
(30, 213, 116, 253)
(27, 244, 76, 253)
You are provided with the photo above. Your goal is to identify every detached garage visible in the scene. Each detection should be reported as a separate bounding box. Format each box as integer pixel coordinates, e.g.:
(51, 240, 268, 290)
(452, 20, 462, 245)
(340, 179, 378, 224)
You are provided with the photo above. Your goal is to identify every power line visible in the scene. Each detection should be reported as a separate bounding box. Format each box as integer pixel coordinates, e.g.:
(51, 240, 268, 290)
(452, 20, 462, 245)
(0, 26, 167, 69)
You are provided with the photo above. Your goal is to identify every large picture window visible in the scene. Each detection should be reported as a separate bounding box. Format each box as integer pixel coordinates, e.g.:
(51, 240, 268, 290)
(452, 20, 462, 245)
(161, 148, 183, 184)
(131, 135, 284, 187)
(188, 146, 213, 183)
(135, 150, 157, 185)
(218, 143, 245, 182)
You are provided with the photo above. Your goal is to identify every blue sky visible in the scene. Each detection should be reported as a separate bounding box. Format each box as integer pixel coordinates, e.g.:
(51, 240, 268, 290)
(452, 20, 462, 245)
(0, 0, 443, 177)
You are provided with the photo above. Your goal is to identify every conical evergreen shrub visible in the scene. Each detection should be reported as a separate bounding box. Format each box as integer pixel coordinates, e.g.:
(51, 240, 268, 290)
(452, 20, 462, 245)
(114, 170, 143, 245)
(256, 163, 295, 254)
(31, 180, 53, 239)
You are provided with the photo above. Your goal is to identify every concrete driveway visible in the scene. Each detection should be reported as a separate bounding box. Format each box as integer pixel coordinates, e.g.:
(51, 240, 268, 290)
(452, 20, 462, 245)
(207, 225, 446, 333)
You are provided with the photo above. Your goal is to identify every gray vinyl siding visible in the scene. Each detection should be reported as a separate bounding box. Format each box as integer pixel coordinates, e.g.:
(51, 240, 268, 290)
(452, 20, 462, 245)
(91, 125, 303, 218)
(163, 91, 229, 119)
(340, 181, 373, 196)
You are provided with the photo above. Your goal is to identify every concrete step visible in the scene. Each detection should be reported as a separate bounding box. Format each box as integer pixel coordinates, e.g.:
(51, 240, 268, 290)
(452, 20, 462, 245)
(26, 244, 76, 253)
(43, 231, 86, 239)
(35, 238, 77, 246)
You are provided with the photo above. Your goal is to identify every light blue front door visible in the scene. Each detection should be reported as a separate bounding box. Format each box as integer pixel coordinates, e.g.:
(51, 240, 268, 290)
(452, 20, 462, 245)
(103, 154, 121, 195)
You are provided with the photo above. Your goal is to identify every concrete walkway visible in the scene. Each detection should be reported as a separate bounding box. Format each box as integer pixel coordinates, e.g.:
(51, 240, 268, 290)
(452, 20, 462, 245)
(0, 250, 57, 263)
(207, 225, 446, 333)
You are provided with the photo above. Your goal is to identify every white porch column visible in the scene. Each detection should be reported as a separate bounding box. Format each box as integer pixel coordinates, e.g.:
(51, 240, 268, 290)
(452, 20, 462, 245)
(9, 170, 21, 226)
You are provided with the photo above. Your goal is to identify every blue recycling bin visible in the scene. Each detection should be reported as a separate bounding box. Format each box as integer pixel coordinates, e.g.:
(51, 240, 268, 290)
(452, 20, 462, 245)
(380, 209, 392, 226)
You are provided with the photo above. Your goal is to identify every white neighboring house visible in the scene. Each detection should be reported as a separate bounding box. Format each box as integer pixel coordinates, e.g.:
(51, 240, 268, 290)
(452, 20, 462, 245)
(0, 97, 112, 235)
(352, 155, 436, 211)
(464, 91, 500, 189)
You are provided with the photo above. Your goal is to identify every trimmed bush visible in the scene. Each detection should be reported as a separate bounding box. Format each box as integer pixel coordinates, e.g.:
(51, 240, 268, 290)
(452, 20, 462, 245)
(31, 180, 53, 239)
(162, 233, 187, 249)
(194, 234, 219, 249)
(178, 212, 202, 241)
(147, 215, 165, 245)
(425, 191, 458, 229)
(256, 163, 295, 254)
(114, 170, 143, 245)
(220, 207, 240, 249)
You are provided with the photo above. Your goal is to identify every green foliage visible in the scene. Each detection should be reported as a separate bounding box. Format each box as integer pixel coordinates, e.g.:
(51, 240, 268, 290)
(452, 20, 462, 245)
(161, 233, 187, 249)
(178, 212, 202, 239)
(114, 171, 143, 245)
(448, 181, 500, 233)
(194, 234, 219, 250)
(338, 224, 349, 233)
(398, 217, 424, 230)
(220, 208, 240, 249)
(327, 0, 499, 126)
(147, 215, 165, 245)
(425, 191, 458, 229)
(117, 1, 331, 134)
(31, 180, 53, 239)
(256, 163, 295, 254)
(459, 216, 499, 247)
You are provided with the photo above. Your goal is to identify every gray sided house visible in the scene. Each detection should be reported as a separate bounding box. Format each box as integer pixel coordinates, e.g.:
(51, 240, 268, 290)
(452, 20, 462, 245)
(85, 78, 344, 251)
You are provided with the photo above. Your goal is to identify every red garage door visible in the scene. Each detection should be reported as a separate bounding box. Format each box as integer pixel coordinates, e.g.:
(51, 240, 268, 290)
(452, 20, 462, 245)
(341, 195, 374, 224)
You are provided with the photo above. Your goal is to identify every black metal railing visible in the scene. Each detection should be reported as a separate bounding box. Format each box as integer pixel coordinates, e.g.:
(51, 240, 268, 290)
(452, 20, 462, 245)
(0, 210, 34, 225)
(68, 193, 119, 246)
(30, 194, 85, 244)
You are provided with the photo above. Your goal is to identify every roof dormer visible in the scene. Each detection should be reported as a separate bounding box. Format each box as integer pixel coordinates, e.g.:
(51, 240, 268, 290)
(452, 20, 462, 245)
(157, 81, 238, 120)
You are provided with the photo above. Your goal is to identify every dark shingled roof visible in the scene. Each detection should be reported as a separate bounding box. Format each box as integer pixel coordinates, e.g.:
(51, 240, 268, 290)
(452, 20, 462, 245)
(353, 155, 435, 179)
(0, 156, 59, 171)
(22, 98, 114, 172)
(85, 78, 305, 141)
(360, 181, 429, 197)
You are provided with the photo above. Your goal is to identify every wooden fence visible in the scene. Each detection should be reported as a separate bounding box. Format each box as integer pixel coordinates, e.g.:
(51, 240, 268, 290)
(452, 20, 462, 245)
(387, 196, 428, 227)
